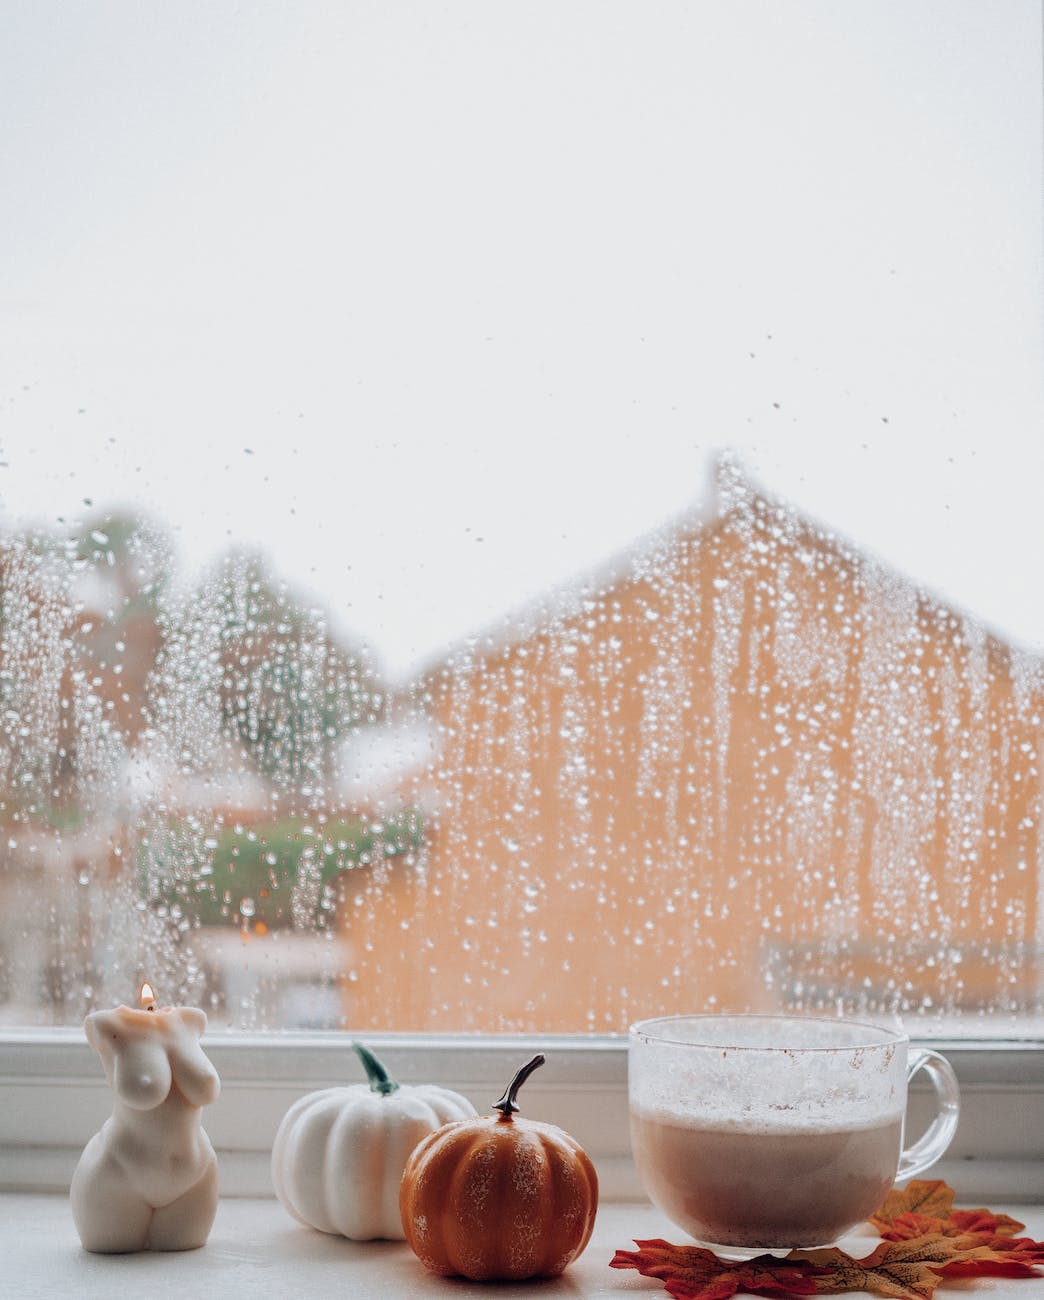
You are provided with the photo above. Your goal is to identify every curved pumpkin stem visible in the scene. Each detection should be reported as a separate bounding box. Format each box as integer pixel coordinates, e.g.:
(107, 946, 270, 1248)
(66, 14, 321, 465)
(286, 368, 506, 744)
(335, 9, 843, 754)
(352, 1040, 400, 1095)
(492, 1052, 545, 1121)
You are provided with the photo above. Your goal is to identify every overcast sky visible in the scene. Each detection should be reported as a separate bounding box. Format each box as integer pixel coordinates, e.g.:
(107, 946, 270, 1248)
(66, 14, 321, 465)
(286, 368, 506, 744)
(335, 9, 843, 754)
(1, 1, 1041, 680)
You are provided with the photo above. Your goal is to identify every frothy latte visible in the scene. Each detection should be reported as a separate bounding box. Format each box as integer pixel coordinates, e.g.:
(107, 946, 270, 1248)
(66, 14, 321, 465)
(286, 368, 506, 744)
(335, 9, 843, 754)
(631, 1107, 903, 1249)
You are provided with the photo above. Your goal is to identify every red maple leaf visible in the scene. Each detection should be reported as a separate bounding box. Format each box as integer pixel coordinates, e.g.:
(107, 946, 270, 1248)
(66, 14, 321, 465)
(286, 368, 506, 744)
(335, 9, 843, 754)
(937, 1232, 1044, 1278)
(868, 1185, 1043, 1279)
(948, 1208, 1025, 1238)
(878, 1207, 1026, 1242)
(613, 1181, 1044, 1298)
(610, 1240, 824, 1299)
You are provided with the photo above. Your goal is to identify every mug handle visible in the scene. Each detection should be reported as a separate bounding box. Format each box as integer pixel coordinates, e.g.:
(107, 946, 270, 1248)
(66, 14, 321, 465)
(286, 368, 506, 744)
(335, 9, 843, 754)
(896, 1048, 960, 1181)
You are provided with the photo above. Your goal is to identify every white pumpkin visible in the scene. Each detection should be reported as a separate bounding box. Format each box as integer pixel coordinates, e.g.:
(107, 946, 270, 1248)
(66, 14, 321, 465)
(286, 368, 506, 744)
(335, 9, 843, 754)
(271, 1041, 476, 1240)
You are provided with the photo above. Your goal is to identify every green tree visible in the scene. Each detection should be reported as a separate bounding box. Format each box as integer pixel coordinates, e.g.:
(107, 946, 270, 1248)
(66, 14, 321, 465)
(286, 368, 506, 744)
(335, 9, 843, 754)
(210, 550, 382, 796)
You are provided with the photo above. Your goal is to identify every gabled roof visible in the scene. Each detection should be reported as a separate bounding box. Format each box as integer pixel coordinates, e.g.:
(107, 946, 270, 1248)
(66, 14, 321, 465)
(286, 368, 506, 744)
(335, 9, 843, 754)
(396, 452, 1043, 714)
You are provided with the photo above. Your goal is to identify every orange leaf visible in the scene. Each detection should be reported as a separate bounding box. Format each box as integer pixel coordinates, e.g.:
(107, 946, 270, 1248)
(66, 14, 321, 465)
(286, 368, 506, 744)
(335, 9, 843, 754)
(875, 1214, 950, 1243)
(613, 1182, 1044, 1299)
(877, 1206, 1027, 1242)
(610, 1240, 824, 1299)
(792, 1236, 961, 1298)
(868, 1182, 1043, 1280)
(948, 1207, 1026, 1238)
(940, 1259, 1042, 1280)
(938, 1232, 1044, 1277)
(868, 1181, 954, 1233)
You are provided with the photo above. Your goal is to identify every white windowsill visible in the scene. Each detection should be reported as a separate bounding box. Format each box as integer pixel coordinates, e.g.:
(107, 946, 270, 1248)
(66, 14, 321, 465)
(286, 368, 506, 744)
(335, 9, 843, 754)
(6, 1194, 1044, 1299)
(3, 1030, 1044, 1202)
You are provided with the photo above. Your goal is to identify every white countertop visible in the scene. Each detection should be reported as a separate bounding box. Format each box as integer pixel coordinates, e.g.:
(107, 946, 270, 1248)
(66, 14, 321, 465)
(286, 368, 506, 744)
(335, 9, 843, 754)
(5, 1195, 1044, 1299)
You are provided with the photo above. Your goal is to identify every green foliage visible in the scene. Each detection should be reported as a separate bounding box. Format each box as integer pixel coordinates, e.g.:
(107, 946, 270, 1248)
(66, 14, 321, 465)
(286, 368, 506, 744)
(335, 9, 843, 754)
(144, 808, 423, 929)
(210, 551, 383, 789)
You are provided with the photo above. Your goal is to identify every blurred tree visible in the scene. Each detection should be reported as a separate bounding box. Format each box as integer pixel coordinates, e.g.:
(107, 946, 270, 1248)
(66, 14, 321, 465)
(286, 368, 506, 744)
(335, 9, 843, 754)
(0, 511, 172, 819)
(206, 550, 383, 800)
(65, 511, 171, 748)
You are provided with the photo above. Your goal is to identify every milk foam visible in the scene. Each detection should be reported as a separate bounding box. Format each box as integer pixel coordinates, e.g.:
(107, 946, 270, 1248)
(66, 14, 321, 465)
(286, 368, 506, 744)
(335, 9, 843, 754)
(636, 1102, 905, 1134)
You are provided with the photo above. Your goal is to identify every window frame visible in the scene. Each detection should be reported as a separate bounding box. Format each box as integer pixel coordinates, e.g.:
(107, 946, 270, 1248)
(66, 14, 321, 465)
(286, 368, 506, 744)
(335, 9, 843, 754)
(2, 1030, 1042, 1202)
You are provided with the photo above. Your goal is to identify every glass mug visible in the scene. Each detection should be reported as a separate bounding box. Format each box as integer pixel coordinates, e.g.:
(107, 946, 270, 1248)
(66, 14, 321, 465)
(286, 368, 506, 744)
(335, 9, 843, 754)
(629, 1014, 960, 1251)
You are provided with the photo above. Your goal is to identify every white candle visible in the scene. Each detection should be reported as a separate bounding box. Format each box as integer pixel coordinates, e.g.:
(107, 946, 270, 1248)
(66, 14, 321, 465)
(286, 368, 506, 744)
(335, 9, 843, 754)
(70, 984, 221, 1253)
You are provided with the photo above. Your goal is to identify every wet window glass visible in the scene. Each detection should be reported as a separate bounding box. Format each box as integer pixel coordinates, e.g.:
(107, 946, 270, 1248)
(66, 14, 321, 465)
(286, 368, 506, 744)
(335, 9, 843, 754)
(1, 1, 1040, 1033)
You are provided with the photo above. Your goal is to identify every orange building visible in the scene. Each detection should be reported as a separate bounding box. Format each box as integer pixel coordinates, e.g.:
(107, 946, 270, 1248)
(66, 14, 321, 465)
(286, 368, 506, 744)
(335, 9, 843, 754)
(345, 464, 1043, 1033)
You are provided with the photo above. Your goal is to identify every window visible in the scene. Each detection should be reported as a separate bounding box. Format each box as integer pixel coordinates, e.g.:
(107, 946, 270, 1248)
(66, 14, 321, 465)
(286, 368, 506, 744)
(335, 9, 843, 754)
(0, 1, 1041, 1053)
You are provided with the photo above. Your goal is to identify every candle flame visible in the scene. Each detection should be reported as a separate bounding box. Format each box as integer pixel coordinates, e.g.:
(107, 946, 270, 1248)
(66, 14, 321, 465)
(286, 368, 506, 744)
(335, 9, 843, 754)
(139, 981, 157, 1011)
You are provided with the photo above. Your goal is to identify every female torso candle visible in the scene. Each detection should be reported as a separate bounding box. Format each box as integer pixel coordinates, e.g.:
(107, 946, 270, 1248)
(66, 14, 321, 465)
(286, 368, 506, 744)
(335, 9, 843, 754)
(70, 985, 221, 1253)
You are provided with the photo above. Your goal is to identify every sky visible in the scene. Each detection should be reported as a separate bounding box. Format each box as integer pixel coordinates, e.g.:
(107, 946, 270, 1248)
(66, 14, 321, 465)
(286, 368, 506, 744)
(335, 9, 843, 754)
(1, 0, 1041, 681)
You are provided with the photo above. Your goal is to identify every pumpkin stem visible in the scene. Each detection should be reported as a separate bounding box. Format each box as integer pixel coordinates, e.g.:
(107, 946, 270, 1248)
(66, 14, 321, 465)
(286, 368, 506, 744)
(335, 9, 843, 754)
(352, 1041, 400, 1095)
(492, 1053, 545, 1121)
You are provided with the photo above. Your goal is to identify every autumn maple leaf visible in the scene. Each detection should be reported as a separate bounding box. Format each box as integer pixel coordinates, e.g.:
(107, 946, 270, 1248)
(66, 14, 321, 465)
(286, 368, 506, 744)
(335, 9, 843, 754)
(874, 1214, 952, 1243)
(937, 1232, 1044, 1278)
(867, 1183, 1043, 1278)
(947, 1208, 1025, 1238)
(613, 1181, 1044, 1298)
(868, 1180, 955, 1233)
(791, 1236, 963, 1299)
(876, 1205, 1026, 1242)
(609, 1240, 824, 1300)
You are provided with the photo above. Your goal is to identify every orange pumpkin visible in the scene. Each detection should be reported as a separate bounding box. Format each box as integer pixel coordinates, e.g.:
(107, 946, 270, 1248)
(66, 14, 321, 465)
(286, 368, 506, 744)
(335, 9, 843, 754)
(399, 1053, 598, 1281)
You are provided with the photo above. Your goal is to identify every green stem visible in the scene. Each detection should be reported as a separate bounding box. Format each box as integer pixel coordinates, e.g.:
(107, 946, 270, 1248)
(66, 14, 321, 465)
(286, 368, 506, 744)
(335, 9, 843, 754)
(492, 1053, 545, 1121)
(352, 1041, 400, 1096)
